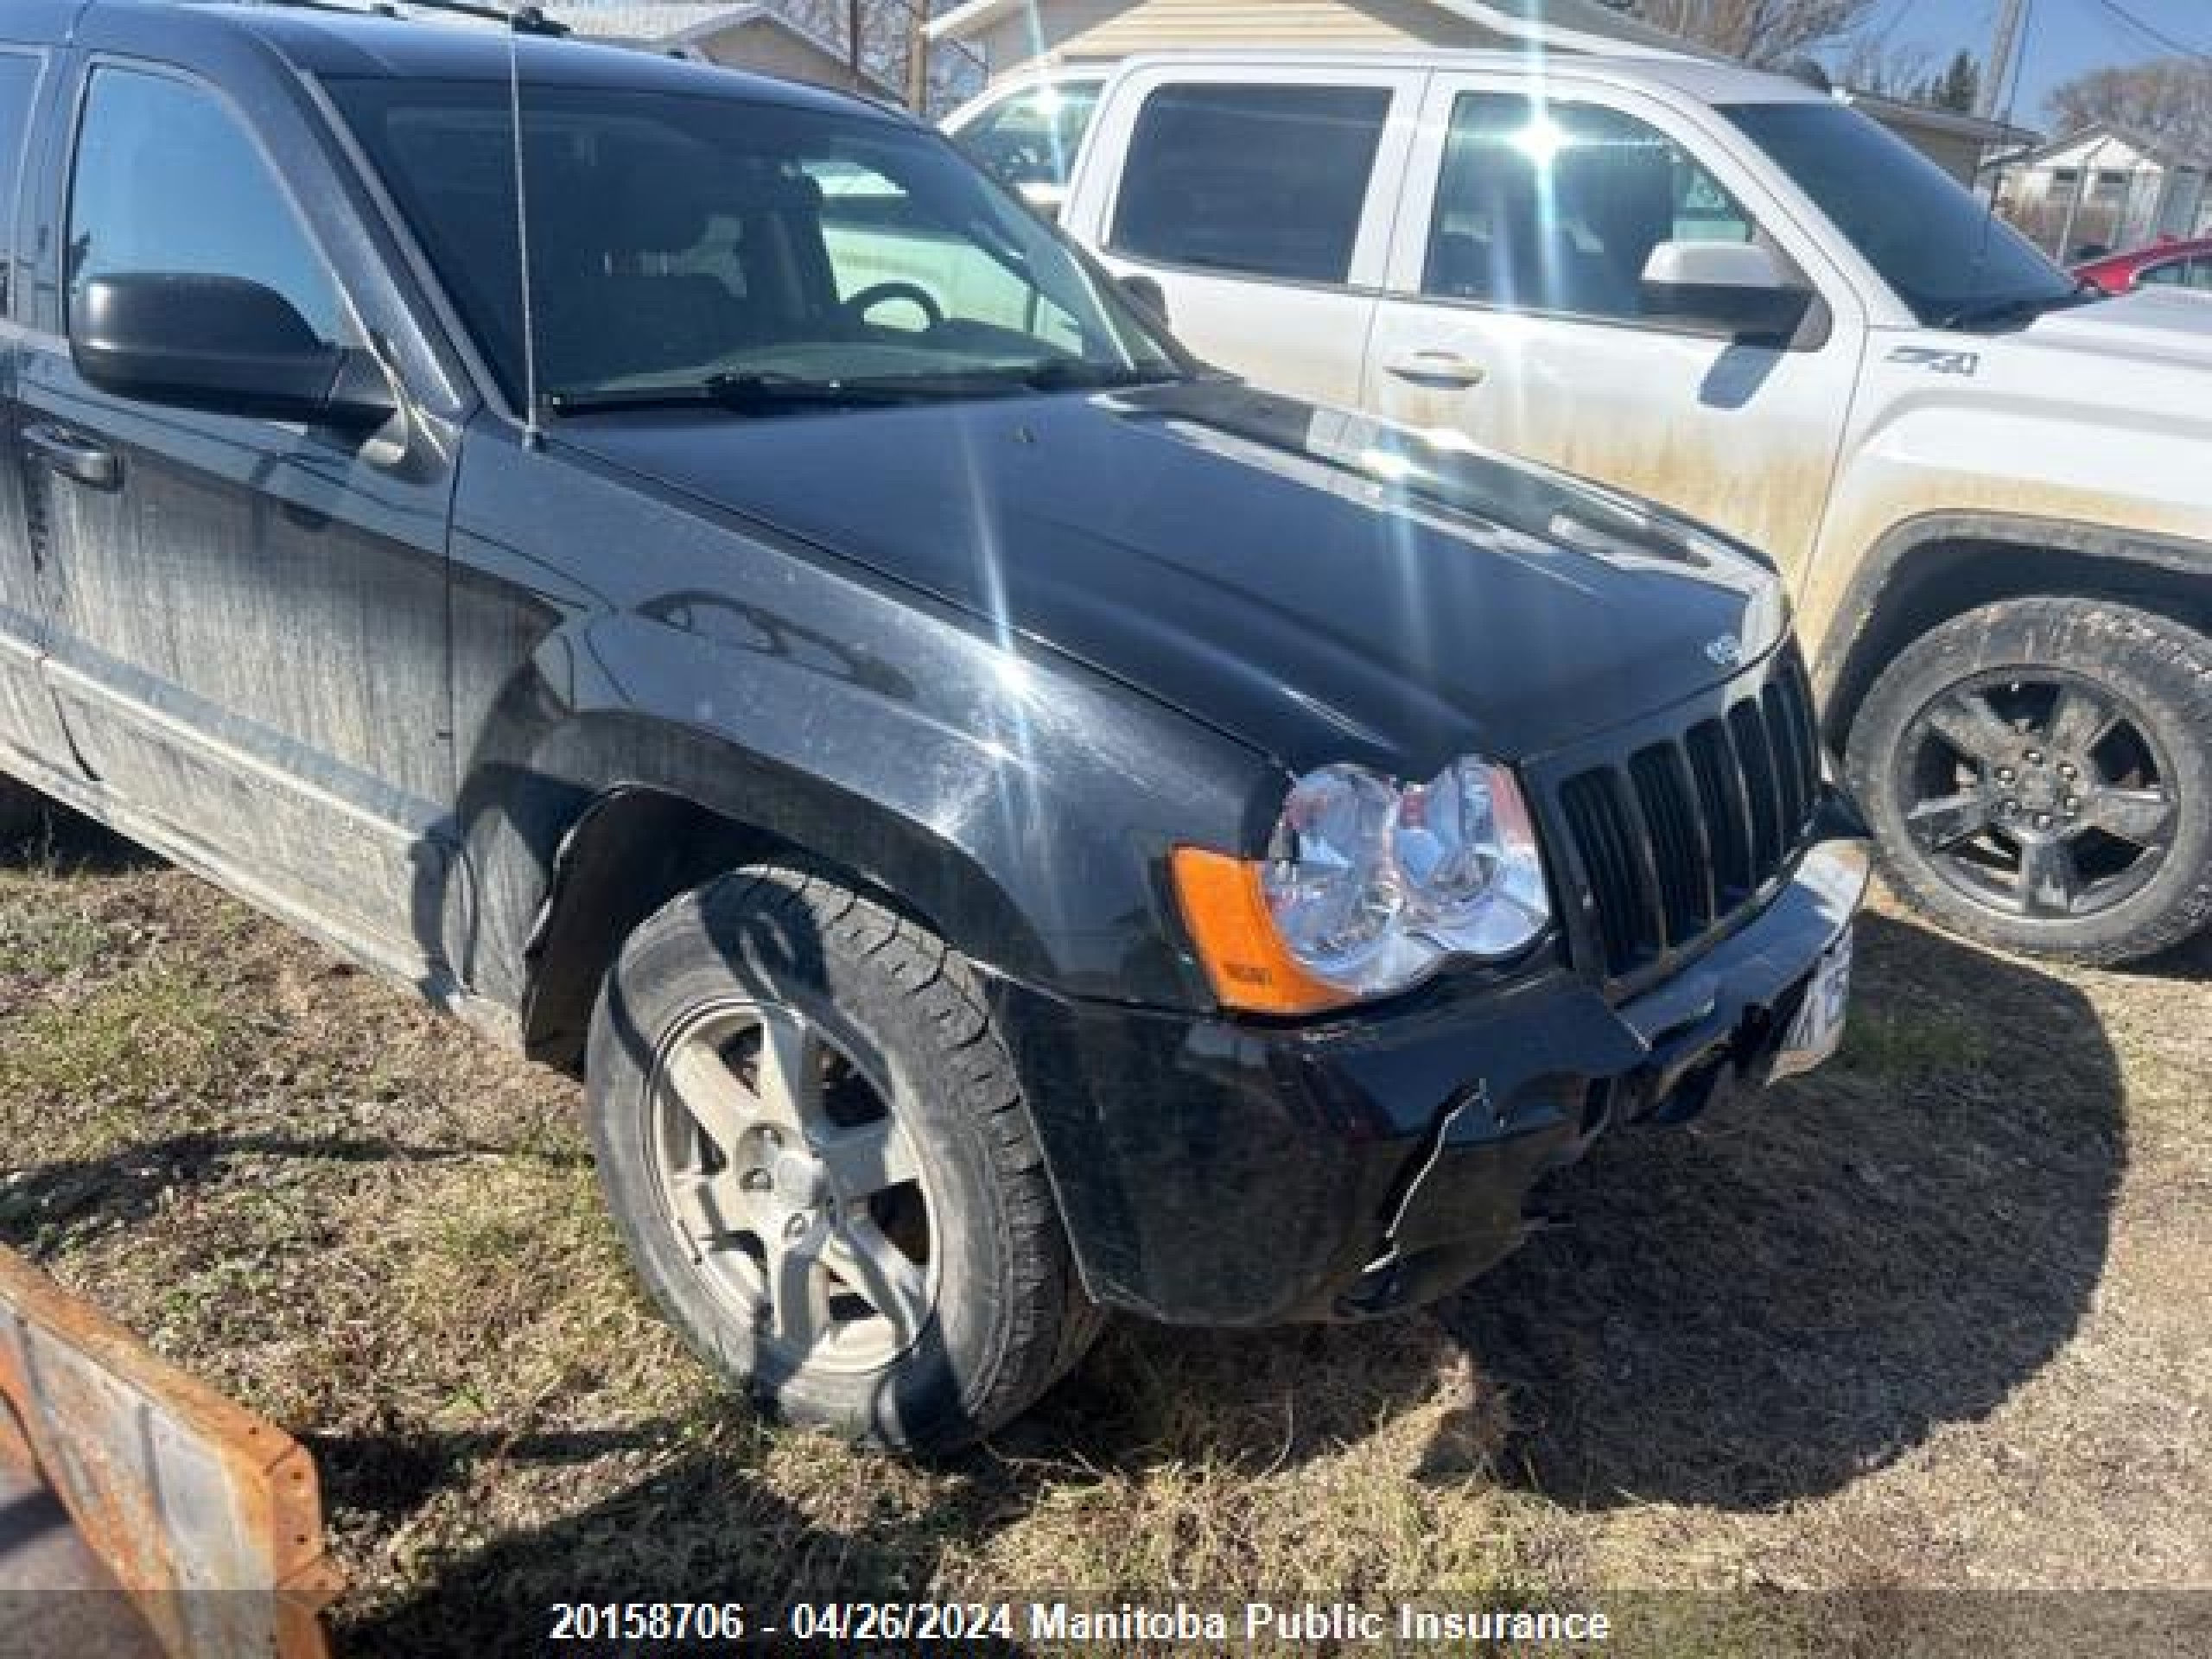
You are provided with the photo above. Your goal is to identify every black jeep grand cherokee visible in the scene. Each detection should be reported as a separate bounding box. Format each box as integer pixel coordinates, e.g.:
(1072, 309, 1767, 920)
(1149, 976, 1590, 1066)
(0, 0, 1866, 1449)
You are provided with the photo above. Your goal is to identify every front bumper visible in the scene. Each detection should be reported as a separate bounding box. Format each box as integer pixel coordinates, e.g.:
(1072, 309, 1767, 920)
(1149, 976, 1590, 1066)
(990, 801, 1869, 1327)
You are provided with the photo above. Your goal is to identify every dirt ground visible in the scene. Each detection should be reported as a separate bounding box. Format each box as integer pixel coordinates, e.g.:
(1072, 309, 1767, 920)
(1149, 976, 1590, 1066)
(1, 813, 2205, 1656)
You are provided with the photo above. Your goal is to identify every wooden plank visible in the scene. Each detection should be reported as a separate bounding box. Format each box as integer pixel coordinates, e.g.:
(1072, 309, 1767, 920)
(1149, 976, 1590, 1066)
(0, 1246, 341, 1659)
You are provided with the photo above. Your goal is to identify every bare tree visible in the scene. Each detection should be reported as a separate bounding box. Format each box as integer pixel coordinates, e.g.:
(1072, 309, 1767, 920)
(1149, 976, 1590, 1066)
(2046, 55, 2212, 156)
(1600, 0, 1878, 68)
(1837, 31, 1935, 98)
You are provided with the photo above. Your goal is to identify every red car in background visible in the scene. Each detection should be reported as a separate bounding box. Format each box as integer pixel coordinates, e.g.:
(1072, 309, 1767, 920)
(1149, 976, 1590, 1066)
(2074, 236, 2212, 295)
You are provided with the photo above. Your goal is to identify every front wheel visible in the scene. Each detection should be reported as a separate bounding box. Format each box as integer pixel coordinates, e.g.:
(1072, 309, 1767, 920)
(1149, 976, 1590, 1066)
(586, 863, 1102, 1452)
(1846, 597, 2212, 965)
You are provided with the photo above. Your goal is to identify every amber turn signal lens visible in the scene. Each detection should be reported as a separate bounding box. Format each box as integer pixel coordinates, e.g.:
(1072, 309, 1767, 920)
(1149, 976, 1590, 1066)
(1170, 848, 1356, 1016)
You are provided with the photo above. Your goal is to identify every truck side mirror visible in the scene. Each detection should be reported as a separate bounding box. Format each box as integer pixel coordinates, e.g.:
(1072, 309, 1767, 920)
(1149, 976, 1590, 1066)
(71, 272, 397, 431)
(1640, 241, 1813, 342)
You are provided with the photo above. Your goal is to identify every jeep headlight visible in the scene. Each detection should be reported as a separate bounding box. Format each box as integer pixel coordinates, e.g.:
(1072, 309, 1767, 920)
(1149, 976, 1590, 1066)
(1173, 759, 1551, 1014)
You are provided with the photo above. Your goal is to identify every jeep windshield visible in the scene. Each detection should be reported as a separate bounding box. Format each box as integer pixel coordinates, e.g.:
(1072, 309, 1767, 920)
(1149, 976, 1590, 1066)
(1724, 101, 2094, 332)
(325, 79, 1185, 414)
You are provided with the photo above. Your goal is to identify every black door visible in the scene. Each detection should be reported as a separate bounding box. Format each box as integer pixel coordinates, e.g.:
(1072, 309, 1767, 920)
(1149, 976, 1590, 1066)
(16, 54, 463, 969)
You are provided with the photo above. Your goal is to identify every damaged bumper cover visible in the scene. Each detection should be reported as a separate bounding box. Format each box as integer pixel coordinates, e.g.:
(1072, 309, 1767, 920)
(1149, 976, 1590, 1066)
(992, 796, 1869, 1327)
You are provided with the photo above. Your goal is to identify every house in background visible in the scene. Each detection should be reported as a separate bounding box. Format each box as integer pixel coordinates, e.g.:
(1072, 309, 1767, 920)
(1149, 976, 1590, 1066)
(1837, 86, 2037, 188)
(1989, 123, 2212, 259)
(543, 3, 904, 99)
(926, 0, 2032, 184)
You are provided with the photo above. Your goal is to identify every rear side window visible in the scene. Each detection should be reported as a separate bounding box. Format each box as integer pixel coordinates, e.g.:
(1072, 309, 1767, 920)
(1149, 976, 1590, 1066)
(1424, 93, 1754, 322)
(67, 67, 340, 341)
(0, 52, 41, 315)
(1109, 84, 1390, 283)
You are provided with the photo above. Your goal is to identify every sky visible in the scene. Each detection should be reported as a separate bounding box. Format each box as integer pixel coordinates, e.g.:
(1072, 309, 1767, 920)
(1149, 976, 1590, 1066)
(1856, 0, 2212, 121)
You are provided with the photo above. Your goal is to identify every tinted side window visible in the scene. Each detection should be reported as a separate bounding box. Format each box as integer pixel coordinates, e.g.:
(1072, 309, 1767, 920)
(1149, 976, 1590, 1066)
(1110, 84, 1390, 283)
(1424, 94, 1754, 322)
(0, 53, 41, 314)
(67, 67, 340, 341)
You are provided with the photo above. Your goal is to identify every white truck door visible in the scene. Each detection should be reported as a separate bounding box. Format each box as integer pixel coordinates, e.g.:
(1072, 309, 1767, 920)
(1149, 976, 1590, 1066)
(1364, 74, 1863, 576)
(1067, 63, 1425, 409)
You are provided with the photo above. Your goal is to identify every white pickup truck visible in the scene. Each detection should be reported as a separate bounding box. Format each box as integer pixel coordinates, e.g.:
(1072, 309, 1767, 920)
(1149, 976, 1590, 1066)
(949, 51, 2212, 967)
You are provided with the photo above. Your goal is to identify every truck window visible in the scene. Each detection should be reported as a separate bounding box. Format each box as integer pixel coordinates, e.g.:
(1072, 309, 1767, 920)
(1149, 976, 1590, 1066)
(1109, 84, 1390, 284)
(1422, 93, 1753, 323)
(1724, 100, 2075, 327)
(66, 67, 340, 342)
(955, 80, 1101, 193)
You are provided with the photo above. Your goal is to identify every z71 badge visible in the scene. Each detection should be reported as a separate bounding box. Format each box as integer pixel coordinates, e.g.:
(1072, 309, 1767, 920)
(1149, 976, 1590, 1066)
(1887, 346, 1981, 377)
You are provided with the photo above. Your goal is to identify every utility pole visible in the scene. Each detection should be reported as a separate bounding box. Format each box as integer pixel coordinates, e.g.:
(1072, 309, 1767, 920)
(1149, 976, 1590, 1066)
(847, 0, 865, 92)
(1980, 0, 2028, 118)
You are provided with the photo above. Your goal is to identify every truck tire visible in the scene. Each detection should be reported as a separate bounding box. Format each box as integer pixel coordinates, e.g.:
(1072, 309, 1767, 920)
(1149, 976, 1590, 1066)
(1846, 597, 2212, 965)
(586, 862, 1103, 1452)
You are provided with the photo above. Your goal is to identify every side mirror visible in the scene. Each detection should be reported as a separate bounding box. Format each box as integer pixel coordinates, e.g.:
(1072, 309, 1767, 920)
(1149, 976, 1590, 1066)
(71, 273, 397, 431)
(1640, 241, 1812, 340)
(1117, 271, 1170, 328)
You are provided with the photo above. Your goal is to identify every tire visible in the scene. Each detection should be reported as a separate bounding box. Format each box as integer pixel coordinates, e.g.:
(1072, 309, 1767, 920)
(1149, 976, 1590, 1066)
(1846, 597, 2212, 965)
(586, 862, 1103, 1452)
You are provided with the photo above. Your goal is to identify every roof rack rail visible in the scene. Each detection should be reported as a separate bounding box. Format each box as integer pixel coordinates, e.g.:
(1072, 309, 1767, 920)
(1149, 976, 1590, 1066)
(218, 0, 569, 36)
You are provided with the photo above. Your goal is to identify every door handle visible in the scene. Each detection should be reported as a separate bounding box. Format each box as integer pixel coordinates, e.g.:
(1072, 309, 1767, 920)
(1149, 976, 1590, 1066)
(1383, 351, 1489, 390)
(23, 424, 122, 491)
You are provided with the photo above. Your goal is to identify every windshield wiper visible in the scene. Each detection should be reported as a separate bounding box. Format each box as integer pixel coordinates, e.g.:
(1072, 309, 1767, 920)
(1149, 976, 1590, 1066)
(544, 362, 1186, 417)
(544, 372, 926, 417)
(1939, 284, 2104, 333)
(1014, 360, 1186, 391)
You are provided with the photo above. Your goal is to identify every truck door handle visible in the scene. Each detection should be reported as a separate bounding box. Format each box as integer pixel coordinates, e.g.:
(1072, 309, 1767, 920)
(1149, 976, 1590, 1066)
(1383, 352, 1489, 390)
(23, 424, 122, 491)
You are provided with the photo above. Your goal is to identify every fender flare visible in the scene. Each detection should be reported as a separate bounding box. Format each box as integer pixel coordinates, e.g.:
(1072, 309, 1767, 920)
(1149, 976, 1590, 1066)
(1812, 510, 2212, 737)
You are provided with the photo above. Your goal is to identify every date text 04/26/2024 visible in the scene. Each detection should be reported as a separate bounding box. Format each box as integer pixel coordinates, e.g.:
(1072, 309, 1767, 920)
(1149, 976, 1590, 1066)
(547, 1601, 1617, 1645)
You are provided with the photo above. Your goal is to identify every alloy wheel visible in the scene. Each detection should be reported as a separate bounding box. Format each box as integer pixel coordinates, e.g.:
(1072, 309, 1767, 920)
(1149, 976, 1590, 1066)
(646, 1001, 936, 1375)
(1897, 671, 2180, 923)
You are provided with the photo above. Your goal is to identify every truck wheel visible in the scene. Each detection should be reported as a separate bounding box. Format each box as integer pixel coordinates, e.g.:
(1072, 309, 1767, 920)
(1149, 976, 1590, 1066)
(586, 863, 1102, 1452)
(1846, 597, 2212, 965)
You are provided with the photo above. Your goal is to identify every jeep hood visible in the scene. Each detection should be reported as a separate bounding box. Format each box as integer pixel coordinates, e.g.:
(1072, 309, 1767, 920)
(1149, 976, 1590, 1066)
(557, 380, 1785, 775)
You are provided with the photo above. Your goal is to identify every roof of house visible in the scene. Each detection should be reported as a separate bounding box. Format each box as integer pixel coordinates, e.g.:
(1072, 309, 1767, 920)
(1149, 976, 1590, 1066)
(543, 3, 899, 95)
(925, 0, 1699, 56)
(2001, 120, 2206, 173)
(1838, 89, 2038, 149)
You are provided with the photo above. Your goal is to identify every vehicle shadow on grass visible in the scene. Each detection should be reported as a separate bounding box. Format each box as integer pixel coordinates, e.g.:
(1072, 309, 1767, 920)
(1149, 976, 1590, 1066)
(1427, 909, 2124, 1511)
(324, 1420, 996, 1659)
(0, 1132, 584, 1259)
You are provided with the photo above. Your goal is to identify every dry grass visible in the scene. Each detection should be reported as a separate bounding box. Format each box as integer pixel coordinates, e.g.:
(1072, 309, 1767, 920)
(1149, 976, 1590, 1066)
(1, 814, 2207, 1657)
